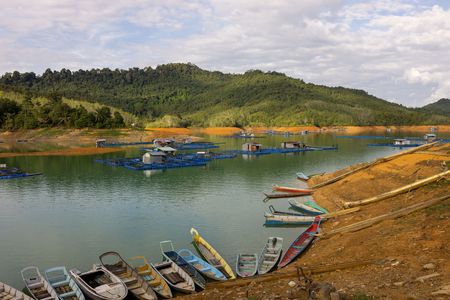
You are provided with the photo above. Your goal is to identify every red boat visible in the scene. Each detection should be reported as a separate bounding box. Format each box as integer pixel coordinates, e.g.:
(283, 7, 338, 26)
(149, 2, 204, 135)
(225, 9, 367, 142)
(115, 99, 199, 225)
(277, 216, 321, 268)
(272, 185, 313, 194)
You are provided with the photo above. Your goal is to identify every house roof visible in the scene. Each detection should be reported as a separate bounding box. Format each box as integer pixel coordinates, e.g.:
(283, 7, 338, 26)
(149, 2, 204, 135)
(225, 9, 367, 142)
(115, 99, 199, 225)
(156, 146, 177, 152)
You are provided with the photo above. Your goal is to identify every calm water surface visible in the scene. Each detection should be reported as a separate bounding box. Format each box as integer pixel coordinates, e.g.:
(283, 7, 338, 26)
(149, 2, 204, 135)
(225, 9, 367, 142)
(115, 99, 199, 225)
(0, 132, 439, 287)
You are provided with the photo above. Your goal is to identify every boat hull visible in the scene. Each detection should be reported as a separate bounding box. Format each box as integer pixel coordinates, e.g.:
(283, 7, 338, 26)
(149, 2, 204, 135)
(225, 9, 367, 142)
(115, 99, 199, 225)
(289, 200, 323, 215)
(273, 185, 313, 194)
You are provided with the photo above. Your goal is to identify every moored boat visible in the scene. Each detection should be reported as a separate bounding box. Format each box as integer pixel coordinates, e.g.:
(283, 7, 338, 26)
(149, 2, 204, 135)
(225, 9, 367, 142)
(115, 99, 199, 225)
(236, 254, 258, 278)
(128, 256, 172, 299)
(151, 261, 195, 294)
(264, 212, 316, 226)
(264, 192, 309, 199)
(296, 172, 309, 181)
(160, 241, 206, 290)
(278, 216, 321, 268)
(99, 252, 157, 300)
(44, 266, 85, 300)
(304, 200, 328, 214)
(0, 281, 34, 300)
(190, 228, 236, 279)
(289, 200, 324, 215)
(257, 237, 283, 274)
(21, 266, 58, 300)
(177, 249, 227, 281)
(69, 265, 128, 300)
(272, 185, 313, 194)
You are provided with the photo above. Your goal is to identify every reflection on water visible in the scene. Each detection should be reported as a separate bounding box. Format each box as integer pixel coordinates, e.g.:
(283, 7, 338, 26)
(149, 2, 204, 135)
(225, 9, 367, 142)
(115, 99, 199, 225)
(0, 132, 439, 287)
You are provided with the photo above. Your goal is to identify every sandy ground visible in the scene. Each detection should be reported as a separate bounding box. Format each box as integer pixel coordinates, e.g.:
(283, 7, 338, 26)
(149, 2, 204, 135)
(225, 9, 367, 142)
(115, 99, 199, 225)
(177, 143, 450, 300)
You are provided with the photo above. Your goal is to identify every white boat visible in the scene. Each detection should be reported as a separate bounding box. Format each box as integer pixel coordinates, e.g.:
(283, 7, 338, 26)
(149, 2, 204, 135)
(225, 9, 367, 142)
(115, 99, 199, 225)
(69, 265, 127, 300)
(21, 266, 58, 300)
(257, 237, 283, 274)
(236, 254, 258, 278)
(0, 281, 34, 300)
(44, 266, 85, 300)
(151, 261, 195, 294)
(264, 212, 317, 225)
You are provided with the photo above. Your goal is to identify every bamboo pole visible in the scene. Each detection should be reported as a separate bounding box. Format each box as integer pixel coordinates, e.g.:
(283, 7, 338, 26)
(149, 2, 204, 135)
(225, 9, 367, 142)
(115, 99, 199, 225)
(322, 207, 360, 218)
(205, 259, 385, 289)
(310, 142, 439, 189)
(319, 194, 450, 239)
(343, 170, 450, 208)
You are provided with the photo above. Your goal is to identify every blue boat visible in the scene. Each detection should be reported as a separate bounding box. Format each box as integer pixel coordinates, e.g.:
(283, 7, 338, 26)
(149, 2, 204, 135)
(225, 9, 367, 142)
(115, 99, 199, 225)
(44, 266, 86, 300)
(0, 166, 42, 180)
(296, 172, 309, 181)
(289, 200, 324, 215)
(177, 249, 227, 281)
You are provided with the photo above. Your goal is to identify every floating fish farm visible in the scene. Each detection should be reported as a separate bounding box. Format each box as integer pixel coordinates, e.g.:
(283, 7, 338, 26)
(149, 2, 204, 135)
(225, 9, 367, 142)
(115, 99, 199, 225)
(235, 146, 338, 156)
(0, 167, 42, 180)
(367, 143, 423, 148)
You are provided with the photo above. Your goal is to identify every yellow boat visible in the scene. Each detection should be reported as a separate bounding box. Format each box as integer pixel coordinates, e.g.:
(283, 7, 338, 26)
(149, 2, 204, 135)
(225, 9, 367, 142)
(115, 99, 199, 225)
(128, 256, 173, 299)
(190, 228, 236, 280)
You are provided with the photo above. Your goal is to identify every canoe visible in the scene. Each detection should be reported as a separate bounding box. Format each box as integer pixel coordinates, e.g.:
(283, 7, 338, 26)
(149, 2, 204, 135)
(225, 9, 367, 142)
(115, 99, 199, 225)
(236, 254, 258, 277)
(257, 237, 283, 274)
(304, 200, 328, 214)
(296, 172, 309, 181)
(264, 212, 316, 225)
(190, 228, 236, 279)
(289, 200, 324, 215)
(278, 216, 321, 268)
(160, 241, 206, 290)
(272, 185, 313, 194)
(44, 266, 86, 300)
(268, 205, 306, 216)
(21, 267, 59, 300)
(151, 261, 195, 294)
(0, 281, 34, 300)
(128, 256, 173, 299)
(264, 192, 309, 199)
(177, 249, 227, 281)
(99, 252, 157, 300)
(69, 265, 128, 300)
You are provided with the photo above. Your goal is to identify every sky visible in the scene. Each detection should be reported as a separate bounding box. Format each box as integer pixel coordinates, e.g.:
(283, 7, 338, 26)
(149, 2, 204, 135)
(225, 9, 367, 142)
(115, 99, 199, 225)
(0, 0, 449, 107)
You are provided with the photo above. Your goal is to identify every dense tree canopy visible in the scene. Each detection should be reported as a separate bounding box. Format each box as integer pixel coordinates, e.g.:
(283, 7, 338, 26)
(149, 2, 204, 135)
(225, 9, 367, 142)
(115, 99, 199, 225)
(0, 63, 448, 127)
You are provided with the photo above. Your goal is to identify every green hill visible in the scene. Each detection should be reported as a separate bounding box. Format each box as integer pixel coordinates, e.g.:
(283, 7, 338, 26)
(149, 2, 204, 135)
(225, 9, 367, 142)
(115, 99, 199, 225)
(420, 98, 450, 116)
(1, 63, 448, 127)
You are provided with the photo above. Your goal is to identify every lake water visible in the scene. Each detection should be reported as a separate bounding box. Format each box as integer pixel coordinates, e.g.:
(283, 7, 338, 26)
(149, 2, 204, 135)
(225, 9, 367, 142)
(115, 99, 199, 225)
(0, 132, 441, 288)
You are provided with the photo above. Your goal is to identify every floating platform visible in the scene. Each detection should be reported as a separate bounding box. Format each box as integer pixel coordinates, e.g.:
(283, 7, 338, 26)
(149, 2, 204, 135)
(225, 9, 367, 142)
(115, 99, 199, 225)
(336, 135, 388, 139)
(99, 141, 154, 147)
(175, 142, 220, 150)
(367, 143, 423, 148)
(235, 146, 337, 155)
(0, 167, 43, 180)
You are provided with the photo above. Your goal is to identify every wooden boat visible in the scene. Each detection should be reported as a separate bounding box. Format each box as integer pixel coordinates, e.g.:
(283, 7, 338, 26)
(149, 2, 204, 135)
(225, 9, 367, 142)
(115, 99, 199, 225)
(151, 261, 195, 294)
(257, 237, 283, 274)
(304, 200, 328, 214)
(264, 212, 316, 226)
(296, 172, 309, 181)
(177, 249, 227, 281)
(0, 281, 34, 300)
(264, 192, 308, 199)
(44, 266, 86, 300)
(160, 241, 206, 290)
(190, 228, 236, 279)
(289, 200, 324, 215)
(69, 265, 128, 300)
(99, 252, 157, 300)
(278, 216, 321, 268)
(236, 254, 258, 277)
(21, 267, 59, 300)
(272, 185, 313, 194)
(128, 256, 172, 299)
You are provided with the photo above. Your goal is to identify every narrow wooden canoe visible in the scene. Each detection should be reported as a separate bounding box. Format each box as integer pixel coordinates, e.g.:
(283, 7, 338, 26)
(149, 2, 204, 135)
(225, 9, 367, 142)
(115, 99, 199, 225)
(278, 216, 321, 268)
(128, 256, 173, 299)
(0, 281, 34, 300)
(151, 261, 195, 294)
(304, 200, 328, 214)
(289, 200, 324, 215)
(257, 237, 283, 274)
(296, 172, 309, 181)
(44, 266, 86, 300)
(272, 185, 313, 194)
(190, 228, 236, 279)
(264, 192, 309, 199)
(21, 266, 59, 300)
(69, 265, 128, 300)
(236, 254, 258, 278)
(177, 249, 227, 281)
(264, 212, 316, 225)
(160, 241, 206, 290)
(99, 252, 157, 300)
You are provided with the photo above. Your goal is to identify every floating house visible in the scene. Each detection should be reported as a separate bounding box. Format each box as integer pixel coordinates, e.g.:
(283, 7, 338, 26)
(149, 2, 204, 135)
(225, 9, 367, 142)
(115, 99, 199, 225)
(142, 152, 167, 164)
(242, 142, 262, 152)
(393, 139, 411, 146)
(155, 146, 177, 155)
(153, 138, 176, 147)
(424, 133, 437, 142)
(280, 141, 306, 149)
(95, 139, 107, 147)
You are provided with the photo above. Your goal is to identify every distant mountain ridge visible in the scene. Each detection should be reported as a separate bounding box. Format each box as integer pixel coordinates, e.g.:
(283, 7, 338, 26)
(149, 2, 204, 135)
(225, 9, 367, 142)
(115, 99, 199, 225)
(420, 98, 450, 116)
(0, 63, 448, 127)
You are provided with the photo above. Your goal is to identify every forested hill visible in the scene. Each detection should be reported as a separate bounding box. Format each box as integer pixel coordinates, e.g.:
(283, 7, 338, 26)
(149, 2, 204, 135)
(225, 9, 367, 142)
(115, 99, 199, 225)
(420, 98, 450, 116)
(0, 63, 448, 127)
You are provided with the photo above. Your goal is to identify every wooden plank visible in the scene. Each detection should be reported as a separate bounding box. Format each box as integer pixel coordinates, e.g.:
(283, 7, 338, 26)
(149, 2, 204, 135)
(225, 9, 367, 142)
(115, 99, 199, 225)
(343, 170, 450, 208)
(321, 207, 360, 219)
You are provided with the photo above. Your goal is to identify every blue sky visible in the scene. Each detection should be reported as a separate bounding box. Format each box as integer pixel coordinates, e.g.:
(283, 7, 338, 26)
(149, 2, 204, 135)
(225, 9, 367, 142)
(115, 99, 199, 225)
(0, 0, 449, 107)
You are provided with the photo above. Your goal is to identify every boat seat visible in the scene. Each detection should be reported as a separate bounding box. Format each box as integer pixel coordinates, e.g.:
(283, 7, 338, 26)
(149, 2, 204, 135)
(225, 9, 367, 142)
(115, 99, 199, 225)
(165, 272, 184, 285)
(27, 282, 44, 290)
(122, 277, 138, 286)
(142, 274, 154, 281)
(51, 279, 70, 288)
(40, 296, 55, 300)
(59, 291, 76, 298)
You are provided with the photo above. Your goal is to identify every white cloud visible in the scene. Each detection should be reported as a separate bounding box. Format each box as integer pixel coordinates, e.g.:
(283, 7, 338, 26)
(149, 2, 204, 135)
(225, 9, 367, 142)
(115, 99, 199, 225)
(0, 0, 449, 107)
